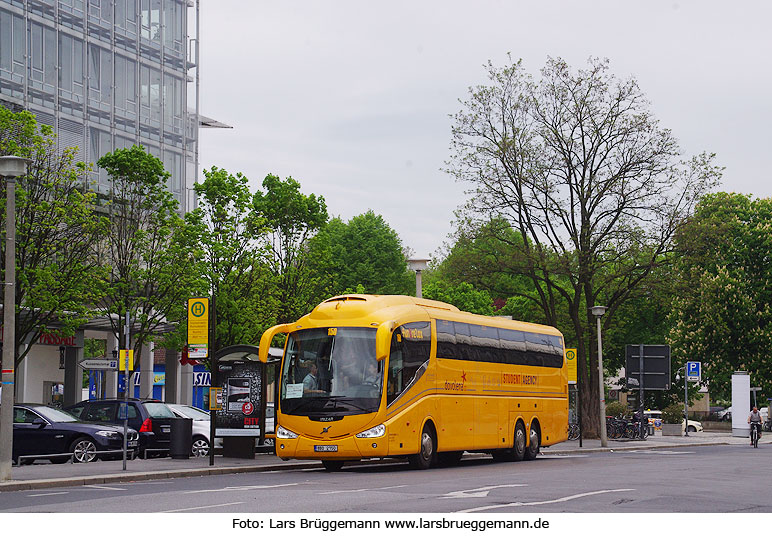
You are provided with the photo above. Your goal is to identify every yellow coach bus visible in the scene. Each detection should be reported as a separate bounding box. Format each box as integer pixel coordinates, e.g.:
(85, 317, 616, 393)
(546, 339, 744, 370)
(258, 294, 568, 470)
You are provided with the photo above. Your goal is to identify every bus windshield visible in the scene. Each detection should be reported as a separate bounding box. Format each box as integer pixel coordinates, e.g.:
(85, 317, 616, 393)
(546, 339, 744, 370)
(280, 327, 382, 415)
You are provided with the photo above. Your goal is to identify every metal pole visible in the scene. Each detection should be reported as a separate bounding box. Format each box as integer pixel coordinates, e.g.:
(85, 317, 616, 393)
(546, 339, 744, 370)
(0, 177, 17, 482)
(209, 293, 216, 467)
(639, 343, 645, 440)
(684, 365, 689, 437)
(597, 315, 608, 447)
(577, 379, 582, 447)
(122, 310, 130, 470)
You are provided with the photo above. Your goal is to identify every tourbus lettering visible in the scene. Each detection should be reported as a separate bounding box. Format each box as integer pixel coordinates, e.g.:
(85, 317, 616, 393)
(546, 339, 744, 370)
(401, 328, 424, 339)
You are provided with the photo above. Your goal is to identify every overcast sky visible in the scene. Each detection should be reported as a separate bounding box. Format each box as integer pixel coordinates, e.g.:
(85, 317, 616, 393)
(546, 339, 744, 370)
(197, 1, 771, 259)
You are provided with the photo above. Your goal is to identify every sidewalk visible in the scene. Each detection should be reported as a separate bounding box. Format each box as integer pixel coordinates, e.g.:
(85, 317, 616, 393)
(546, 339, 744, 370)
(1, 430, 768, 493)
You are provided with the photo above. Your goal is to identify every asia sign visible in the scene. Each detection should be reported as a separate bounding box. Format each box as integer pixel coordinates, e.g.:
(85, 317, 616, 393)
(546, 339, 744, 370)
(187, 298, 209, 359)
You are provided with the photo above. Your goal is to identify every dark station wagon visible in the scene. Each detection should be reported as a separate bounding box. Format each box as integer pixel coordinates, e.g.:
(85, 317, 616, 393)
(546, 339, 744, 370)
(64, 398, 176, 457)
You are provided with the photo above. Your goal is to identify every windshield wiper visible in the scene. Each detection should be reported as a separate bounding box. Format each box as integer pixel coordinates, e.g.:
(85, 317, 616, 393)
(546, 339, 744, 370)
(325, 396, 372, 412)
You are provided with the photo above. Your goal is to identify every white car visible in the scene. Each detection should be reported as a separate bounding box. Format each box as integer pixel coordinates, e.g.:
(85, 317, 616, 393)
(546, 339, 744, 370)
(644, 410, 703, 433)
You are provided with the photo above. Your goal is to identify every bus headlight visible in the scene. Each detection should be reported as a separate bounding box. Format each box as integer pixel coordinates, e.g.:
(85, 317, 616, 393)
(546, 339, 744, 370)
(276, 425, 299, 439)
(355, 424, 385, 438)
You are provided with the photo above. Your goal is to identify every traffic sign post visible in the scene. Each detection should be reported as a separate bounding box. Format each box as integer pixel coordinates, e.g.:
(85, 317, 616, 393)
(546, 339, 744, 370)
(79, 359, 119, 370)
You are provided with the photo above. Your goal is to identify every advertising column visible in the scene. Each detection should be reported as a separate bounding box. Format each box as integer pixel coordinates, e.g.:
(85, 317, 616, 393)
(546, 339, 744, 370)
(731, 371, 751, 437)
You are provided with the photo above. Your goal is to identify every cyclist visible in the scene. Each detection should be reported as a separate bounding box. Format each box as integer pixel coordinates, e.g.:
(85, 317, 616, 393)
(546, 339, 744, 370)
(748, 406, 763, 445)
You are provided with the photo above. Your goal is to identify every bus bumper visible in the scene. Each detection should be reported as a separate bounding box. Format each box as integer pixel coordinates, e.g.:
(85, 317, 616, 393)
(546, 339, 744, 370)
(275, 434, 389, 460)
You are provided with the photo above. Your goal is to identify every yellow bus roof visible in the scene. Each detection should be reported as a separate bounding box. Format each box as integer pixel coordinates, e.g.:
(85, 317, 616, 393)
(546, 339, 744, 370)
(294, 294, 562, 337)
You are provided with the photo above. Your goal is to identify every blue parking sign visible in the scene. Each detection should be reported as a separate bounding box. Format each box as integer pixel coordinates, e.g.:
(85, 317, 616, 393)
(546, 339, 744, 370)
(686, 361, 701, 382)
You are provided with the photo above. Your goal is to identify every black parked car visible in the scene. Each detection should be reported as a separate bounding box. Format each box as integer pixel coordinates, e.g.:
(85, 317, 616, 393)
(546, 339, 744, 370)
(11, 403, 139, 464)
(64, 398, 176, 457)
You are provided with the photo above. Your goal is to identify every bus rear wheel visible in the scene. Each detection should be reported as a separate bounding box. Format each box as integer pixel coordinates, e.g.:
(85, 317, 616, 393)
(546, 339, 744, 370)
(524, 424, 540, 460)
(408, 425, 436, 470)
(321, 460, 345, 471)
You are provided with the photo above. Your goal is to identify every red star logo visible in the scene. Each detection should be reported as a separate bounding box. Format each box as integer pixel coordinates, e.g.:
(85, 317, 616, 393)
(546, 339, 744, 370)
(461, 371, 467, 383)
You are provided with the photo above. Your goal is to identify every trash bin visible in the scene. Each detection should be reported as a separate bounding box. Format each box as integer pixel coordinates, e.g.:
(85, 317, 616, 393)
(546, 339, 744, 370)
(170, 417, 193, 459)
(648, 425, 655, 436)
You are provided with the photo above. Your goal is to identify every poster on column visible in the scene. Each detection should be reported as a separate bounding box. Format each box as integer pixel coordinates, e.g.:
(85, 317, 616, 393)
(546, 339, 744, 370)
(215, 360, 263, 435)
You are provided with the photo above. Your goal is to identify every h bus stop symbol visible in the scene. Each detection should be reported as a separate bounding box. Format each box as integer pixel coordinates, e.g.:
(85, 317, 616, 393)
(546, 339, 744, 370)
(686, 361, 701, 382)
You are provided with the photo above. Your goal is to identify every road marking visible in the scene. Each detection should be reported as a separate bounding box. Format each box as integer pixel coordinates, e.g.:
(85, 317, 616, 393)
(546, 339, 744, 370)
(162, 502, 244, 512)
(442, 484, 528, 499)
(183, 483, 299, 494)
(457, 488, 635, 512)
(319, 485, 407, 495)
(539, 454, 589, 459)
(28, 492, 69, 497)
(84, 485, 126, 491)
(624, 450, 695, 455)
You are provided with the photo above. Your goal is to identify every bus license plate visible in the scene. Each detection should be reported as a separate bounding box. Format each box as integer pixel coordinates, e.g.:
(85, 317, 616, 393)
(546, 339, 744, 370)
(314, 445, 338, 452)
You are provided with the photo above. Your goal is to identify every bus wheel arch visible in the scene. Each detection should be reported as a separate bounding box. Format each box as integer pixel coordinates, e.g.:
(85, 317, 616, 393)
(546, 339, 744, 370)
(524, 419, 541, 460)
(408, 419, 437, 470)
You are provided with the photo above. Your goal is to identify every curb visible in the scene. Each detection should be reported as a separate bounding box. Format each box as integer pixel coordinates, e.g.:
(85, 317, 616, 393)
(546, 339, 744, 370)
(0, 440, 735, 493)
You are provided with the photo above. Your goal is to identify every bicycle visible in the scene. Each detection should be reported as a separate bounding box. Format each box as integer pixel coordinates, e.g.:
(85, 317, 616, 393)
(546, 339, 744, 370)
(751, 423, 761, 448)
(624, 419, 649, 439)
(606, 417, 626, 440)
(568, 422, 580, 441)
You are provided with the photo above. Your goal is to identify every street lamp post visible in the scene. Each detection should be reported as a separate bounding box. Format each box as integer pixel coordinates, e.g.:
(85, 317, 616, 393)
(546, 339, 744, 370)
(590, 305, 608, 447)
(0, 155, 30, 482)
(407, 258, 429, 298)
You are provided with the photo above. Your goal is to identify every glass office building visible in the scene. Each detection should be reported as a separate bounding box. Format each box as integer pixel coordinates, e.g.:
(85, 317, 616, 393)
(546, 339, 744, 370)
(0, 0, 199, 212)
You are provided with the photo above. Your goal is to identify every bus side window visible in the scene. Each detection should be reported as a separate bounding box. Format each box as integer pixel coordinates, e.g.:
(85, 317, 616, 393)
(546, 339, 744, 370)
(387, 333, 403, 406)
(387, 322, 431, 406)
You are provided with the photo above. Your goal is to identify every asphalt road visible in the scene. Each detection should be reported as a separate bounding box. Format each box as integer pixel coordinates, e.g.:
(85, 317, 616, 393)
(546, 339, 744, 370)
(0, 443, 768, 513)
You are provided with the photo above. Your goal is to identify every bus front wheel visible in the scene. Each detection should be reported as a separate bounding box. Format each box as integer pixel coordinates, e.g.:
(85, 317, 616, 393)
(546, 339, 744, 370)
(408, 425, 436, 470)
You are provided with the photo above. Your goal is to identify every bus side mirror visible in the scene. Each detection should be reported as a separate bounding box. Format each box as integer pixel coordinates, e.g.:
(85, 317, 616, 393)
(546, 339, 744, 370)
(258, 323, 293, 362)
(375, 321, 395, 362)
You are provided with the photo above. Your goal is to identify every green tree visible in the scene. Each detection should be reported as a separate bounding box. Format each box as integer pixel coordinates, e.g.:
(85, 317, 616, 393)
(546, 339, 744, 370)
(309, 210, 413, 296)
(96, 145, 201, 370)
(668, 193, 772, 402)
(432, 217, 555, 321)
(187, 166, 275, 350)
(0, 106, 107, 371)
(252, 174, 328, 323)
(446, 56, 721, 436)
(423, 281, 494, 315)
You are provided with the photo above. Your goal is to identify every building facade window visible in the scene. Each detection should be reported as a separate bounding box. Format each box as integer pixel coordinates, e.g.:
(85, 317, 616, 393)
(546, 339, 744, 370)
(115, 54, 137, 131)
(58, 32, 85, 116)
(88, 43, 112, 120)
(0, 8, 27, 99)
(88, 126, 112, 193)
